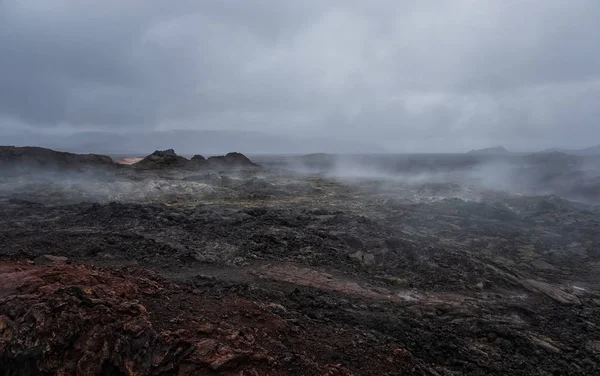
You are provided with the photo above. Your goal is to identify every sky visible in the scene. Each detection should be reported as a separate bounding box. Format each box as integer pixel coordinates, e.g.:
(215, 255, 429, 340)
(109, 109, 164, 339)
(0, 0, 599, 153)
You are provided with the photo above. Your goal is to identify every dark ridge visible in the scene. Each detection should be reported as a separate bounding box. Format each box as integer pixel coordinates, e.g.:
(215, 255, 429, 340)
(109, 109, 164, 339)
(134, 149, 259, 170)
(0, 146, 115, 169)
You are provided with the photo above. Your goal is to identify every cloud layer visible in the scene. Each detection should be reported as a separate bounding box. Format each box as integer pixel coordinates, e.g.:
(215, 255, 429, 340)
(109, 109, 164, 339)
(1, 0, 599, 152)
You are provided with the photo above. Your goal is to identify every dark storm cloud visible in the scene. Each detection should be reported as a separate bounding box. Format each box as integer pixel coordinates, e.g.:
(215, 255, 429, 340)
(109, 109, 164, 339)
(1, 0, 599, 152)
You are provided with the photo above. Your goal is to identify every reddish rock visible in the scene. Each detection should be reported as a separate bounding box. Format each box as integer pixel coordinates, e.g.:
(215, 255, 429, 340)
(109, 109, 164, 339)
(0, 262, 428, 376)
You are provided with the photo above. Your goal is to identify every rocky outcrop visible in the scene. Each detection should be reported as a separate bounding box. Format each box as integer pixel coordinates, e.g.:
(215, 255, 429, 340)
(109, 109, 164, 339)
(205, 152, 258, 168)
(133, 149, 190, 169)
(134, 150, 259, 170)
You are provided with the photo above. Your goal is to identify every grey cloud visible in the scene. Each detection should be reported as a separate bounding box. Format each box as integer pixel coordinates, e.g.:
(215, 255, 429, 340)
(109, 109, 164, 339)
(0, 0, 599, 152)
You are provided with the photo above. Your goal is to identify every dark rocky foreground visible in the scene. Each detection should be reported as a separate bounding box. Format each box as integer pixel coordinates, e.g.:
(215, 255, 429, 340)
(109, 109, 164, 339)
(1, 261, 429, 375)
(1, 147, 600, 375)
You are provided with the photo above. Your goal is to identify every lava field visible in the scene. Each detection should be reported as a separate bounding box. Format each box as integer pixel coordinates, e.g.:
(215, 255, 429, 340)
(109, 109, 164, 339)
(1, 146, 600, 375)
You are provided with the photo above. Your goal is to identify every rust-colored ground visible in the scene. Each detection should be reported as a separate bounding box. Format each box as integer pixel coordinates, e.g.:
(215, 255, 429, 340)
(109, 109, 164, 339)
(0, 261, 430, 375)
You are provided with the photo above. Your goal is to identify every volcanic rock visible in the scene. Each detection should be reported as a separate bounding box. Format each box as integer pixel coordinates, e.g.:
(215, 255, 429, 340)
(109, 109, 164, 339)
(134, 149, 189, 169)
(521, 279, 582, 305)
(0, 261, 429, 375)
(187, 154, 207, 168)
(134, 150, 258, 170)
(3, 145, 600, 375)
(206, 152, 258, 168)
(585, 341, 600, 354)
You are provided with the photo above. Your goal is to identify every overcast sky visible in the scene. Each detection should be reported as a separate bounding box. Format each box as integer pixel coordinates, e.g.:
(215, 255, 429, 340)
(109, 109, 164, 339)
(1, 0, 599, 152)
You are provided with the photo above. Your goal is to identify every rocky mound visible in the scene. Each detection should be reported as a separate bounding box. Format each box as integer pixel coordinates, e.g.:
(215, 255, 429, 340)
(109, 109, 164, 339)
(207, 152, 256, 166)
(0, 146, 115, 169)
(0, 261, 429, 375)
(134, 150, 258, 170)
(133, 149, 190, 169)
(191, 152, 258, 168)
(190, 154, 206, 162)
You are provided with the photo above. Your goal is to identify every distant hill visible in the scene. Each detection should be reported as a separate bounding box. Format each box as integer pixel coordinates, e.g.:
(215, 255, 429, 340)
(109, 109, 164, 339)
(0, 146, 115, 169)
(466, 146, 509, 155)
(541, 145, 600, 156)
(0, 130, 386, 156)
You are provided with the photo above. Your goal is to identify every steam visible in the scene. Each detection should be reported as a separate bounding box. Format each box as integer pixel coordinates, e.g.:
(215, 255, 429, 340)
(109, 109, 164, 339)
(2, 152, 598, 207)
(0, 168, 215, 204)
(275, 153, 600, 205)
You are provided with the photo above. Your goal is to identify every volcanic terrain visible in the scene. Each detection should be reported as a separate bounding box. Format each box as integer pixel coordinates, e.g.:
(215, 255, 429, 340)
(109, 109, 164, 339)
(0, 146, 599, 375)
